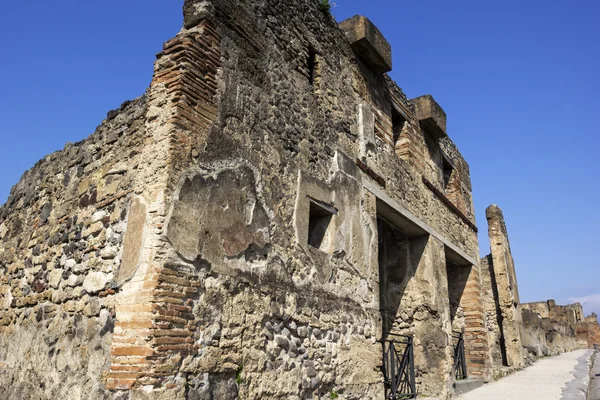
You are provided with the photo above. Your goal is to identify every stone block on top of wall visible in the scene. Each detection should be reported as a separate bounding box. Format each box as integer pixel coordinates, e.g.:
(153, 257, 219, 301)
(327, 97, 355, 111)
(410, 95, 447, 139)
(339, 15, 392, 75)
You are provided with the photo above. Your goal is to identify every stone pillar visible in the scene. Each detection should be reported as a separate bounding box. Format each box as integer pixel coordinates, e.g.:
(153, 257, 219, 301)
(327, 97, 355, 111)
(485, 205, 525, 368)
(460, 264, 493, 380)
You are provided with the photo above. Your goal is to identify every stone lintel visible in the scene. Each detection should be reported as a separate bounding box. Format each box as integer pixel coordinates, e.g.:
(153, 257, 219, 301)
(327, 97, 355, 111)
(410, 95, 447, 139)
(363, 179, 477, 266)
(339, 15, 392, 75)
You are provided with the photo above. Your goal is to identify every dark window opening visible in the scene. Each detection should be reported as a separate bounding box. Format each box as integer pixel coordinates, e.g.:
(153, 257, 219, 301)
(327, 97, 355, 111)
(443, 157, 454, 189)
(308, 48, 318, 86)
(307, 198, 335, 250)
(392, 107, 406, 147)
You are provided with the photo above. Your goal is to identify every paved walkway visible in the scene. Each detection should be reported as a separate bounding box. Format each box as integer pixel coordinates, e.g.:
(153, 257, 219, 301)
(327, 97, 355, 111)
(458, 349, 593, 400)
(591, 351, 600, 400)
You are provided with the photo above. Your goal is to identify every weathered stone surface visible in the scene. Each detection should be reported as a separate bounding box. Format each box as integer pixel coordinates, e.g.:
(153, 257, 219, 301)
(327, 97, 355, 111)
(0, 310, 114, 399)
(576, 314, 600, 348)
(83, 272, 112, 294)
(0, 95, 147, 398)
(590, 350, 600, 400)
(482, 204, 525, 370)
(115, 197, 146, 286)
(560, 350, 593, 400)
(166, 165, 270, 272)
(480, 203, 596, 378)
(2, 0, 587, 399)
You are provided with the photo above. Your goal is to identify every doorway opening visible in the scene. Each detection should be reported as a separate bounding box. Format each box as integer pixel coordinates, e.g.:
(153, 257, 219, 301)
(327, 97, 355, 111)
(445, 260, 471, 327)
(377, 215, 421, 399)
(378, 217, 411, 339)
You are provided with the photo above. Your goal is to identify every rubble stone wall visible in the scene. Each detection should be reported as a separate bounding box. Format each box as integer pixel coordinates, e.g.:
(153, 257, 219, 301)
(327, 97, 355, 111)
(159, 1, 487, 397)
(577, 314, 600, 348)
(518, 300, 583, 364)
(0, 0, 497, 399)
(0, 97, 149, 398)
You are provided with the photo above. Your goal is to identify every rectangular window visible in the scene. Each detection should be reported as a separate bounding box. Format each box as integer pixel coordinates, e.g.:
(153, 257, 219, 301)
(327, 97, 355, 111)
(307, 48, 319, 87)
(392, 107, 406, 147)
(443, 157, 454, 189)
(307, 197, 336, 251)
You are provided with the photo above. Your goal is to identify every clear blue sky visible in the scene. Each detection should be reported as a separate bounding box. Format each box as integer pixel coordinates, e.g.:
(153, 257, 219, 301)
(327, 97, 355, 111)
(0, 1, 598, 316)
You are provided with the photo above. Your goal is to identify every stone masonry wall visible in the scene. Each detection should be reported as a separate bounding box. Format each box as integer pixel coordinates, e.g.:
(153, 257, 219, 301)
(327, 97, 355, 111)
(157, 1, 487, 397)
(577, 314, 600, 348)
(0, 1, 493, 399)
(519, 301, 580, 364)
(481, 204, 595, 373)
(106, 18, 222, 393)
(0, 98, 148, 398)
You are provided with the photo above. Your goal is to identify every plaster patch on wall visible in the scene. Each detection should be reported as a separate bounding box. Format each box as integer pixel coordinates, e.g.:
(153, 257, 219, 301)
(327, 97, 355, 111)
(165, 163, 270, 270)
(116, 197, 147, 286)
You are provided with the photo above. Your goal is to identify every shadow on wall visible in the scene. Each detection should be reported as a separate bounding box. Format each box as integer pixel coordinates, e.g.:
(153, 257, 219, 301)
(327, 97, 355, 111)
(486, 253, 509, 367)
(446, 261, 471, 325)
(377, 217, 426, 340)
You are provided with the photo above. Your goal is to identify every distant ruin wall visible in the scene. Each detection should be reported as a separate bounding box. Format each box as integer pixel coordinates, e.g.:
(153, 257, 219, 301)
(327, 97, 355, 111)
(576, 313, 600, 348)
(479, 205, 592, 373)
(519, 301, 581, 363)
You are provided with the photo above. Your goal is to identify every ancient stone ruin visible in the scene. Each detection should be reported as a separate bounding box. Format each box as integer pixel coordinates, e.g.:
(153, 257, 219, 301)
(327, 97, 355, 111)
(0, 1, 598, 399)
(480, 205, 600, 380)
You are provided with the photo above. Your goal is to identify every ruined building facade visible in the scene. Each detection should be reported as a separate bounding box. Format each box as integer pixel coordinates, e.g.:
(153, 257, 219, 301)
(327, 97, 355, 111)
(0, 1, 598, 399)
(479, 205, 600, 379)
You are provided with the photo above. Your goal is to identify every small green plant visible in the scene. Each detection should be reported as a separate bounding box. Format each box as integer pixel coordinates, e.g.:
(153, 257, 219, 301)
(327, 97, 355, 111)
(330, 391, 339, 399)
(235, 364, 243, 385)
(318, 0, 332, 13)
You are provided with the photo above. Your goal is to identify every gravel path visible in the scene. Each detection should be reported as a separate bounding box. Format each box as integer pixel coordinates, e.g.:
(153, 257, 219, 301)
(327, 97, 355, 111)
(457, 349, 593, 400)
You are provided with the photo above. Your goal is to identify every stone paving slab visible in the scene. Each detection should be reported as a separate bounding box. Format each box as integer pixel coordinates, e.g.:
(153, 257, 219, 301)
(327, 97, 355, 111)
(591, 351, 600, 400)
(561, 350, 593, 400)
(457, 349, 592, 400)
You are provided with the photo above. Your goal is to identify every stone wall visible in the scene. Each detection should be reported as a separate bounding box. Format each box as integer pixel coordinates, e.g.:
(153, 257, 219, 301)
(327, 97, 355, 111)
(519, 301, 581, 364)
(577, 314, 600, 348)
(480, 254, 508, 372)
(0, 97, 149, 398)
(8, 0, 595, 396)
(0, 0, 501, 399)
(479, 204, 593, 374)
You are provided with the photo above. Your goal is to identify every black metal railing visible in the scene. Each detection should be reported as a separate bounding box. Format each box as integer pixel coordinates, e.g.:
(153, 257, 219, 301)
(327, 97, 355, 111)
(452, 332, 467, 380)
(381, 334, 416, 399)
